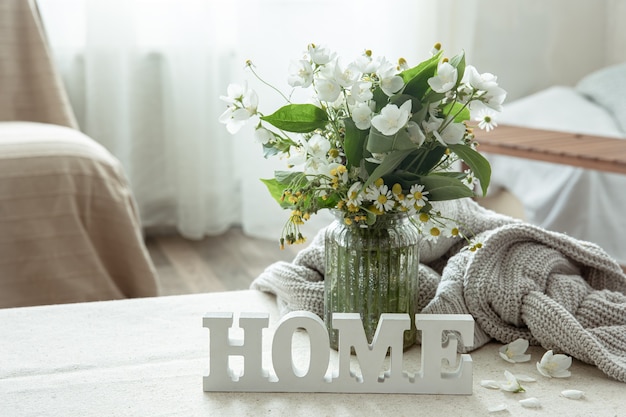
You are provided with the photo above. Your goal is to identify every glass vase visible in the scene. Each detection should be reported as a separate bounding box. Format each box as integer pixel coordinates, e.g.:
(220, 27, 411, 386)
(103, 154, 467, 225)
(324, 211, 420, 351)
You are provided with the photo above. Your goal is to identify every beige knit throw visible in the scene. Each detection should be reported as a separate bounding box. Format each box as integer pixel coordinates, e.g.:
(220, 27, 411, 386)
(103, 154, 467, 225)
(251, 198, 626, 382)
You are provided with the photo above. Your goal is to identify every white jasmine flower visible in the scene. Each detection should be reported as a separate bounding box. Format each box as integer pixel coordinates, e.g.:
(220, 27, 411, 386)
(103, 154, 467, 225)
(365, 152, 386, 164)
(218, 107, 252, 134)
(500, 370, 525, 393)
(307, 43, 334, 65)
(286, 145, 306, 168)
(498, 338, 531, 363)
(352, 51, 378, 73)
(482, 85, 507, 112)
(422, 115, 443, 134)
(475, 108, 498, 132)
(561, 389, 585, 400)
(351, 81, 374, 103)
(462, 65, 506, 111)
(462, 65, 498, 90)
(218, 82, 259, 134)
(254, 127, 273, 145)
(519, 397, 541, 409)
(405, 121, 425, 146)
(351, 101, 374, 130)
(315, 78, 342, 102)
(334, 59, 361, 88)
(371, 100, 412, 136)
(305, 134, 331, 159)
(428, 61, 458, 93)
(536, 350, 572, 378)
(433, 121, 465, 146)
(287, 59, 314, 88)
(377, 60, 404, 96)
(397, 57, 410, 71)
(304, 156, 328, 176)
(219, 82, 249, 105)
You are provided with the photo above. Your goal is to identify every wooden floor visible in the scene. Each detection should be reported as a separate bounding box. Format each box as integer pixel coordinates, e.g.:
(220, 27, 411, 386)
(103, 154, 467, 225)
(145, 228, 303, 296)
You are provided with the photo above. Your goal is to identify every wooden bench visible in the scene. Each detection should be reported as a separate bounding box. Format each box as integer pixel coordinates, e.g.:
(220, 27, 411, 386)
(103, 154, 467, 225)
(474, 124, 626, 272)
(474, 125, 626, 174)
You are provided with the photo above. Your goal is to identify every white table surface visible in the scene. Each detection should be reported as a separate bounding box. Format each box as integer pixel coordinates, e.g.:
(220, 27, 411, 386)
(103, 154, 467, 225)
(1, 290, 624, 417)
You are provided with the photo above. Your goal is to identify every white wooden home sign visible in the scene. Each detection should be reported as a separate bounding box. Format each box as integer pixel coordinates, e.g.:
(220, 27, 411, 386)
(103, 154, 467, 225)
(203, 311, 474, 395)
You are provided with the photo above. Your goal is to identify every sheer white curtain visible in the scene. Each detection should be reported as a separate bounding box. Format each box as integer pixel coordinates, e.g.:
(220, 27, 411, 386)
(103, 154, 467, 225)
(37, 0, 438, 241)
(37, 0, 624, 241)
(436, 0, 626, 102)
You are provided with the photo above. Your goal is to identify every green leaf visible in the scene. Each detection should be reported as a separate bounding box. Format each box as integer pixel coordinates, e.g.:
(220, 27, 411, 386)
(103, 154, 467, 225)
(400, 51, 442, 99)
(400, 50, 442, 83)
(449, 143, 492, 196)
(343, 119, 368, 169)
(419, 174, 474, 201)
(442, 101, 470, 123)
(371, 86, 389, 113)
(362, 149, 413, 190)
(274, 170, 305, 185)
(260, 178, 292, 208)
(399, 146, 447, 174)
(367, 127, 416, 154)
(261, 104, 328, 133)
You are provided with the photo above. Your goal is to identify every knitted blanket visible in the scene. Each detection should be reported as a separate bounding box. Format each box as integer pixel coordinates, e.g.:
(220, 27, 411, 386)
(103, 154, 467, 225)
(251, 199, 626, 382)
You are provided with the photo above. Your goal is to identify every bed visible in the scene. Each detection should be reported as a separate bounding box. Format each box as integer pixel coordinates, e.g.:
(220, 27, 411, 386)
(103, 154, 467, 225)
(480, 62, 626, 265)
(0, 0, 158, 308)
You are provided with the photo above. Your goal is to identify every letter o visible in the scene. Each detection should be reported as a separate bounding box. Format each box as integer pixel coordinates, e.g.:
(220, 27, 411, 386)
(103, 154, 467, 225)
(271, 311, 330, 383)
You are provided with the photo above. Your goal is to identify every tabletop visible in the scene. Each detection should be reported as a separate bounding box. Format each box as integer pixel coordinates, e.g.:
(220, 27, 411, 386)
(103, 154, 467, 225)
(1, 290, 624, 416)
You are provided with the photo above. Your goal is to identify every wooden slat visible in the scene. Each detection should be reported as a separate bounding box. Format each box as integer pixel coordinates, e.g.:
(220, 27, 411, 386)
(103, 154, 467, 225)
(475, 125, 626, 175)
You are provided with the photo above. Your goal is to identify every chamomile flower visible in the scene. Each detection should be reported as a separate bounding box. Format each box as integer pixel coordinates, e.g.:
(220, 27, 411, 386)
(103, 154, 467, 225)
(475, 108, 498, 132)
(406, 184, 429, 209)
(344, 182, 364, 208)
(371, 183, 395, 212)
(461, 168, 477, 190)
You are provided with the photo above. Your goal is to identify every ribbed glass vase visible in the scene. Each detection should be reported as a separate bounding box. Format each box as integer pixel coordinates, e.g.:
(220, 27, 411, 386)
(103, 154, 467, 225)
(324, 211, 420, 351)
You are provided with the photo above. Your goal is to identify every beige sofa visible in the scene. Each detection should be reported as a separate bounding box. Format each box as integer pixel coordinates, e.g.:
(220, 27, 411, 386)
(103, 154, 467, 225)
(0, 0, 159, 308)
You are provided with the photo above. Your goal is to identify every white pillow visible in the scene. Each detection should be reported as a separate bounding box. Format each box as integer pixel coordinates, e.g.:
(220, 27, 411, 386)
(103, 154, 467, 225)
(575, 62, 626, 134)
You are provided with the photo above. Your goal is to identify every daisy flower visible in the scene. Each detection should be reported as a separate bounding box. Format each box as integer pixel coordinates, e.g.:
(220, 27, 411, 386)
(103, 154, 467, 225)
(474, 108, 498, 132)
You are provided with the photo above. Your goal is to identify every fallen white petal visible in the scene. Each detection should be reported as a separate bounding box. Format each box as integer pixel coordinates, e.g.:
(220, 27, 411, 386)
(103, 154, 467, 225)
(561, 389, 585, 399)
(519, 397, 541, 408)
(487, 403, 508, 413)
(480, 380, 501, 389)
(515, 374, 537, 382)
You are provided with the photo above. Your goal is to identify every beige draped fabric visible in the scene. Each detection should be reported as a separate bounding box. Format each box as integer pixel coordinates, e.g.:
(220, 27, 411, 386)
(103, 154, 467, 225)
(0, 0, 77, 128)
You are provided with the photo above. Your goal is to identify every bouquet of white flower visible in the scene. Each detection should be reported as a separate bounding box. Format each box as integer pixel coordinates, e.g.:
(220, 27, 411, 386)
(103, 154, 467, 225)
(219, 43, 506, 248)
